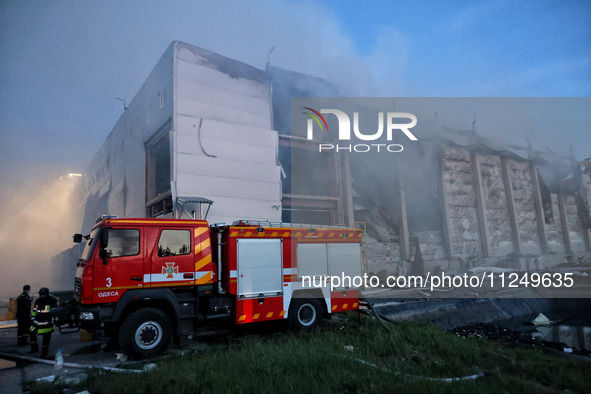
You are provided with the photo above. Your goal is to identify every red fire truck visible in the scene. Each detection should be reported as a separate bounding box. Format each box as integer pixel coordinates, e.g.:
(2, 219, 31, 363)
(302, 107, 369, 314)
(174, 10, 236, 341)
(67, 217, 364, 358)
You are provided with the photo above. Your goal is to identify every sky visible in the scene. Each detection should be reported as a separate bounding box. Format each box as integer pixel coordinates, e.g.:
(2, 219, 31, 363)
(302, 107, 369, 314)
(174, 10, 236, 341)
(0, 1, 590, 295)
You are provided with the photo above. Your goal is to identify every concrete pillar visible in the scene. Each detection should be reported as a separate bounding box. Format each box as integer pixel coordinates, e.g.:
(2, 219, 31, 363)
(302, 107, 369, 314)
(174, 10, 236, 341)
(397, 173, 410, 261)
(529, 163, 549, 254)
(472, 152, 490, 257)
(557, 185, 572, 254)
(340, 151, 354, 227)
(501, 157, 521, 254)
(333, 151, 345, 225)
(439, 148, 454, 258)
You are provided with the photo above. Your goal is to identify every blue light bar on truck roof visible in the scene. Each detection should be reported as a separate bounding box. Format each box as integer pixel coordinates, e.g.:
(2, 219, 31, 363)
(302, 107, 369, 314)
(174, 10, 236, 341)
(96, 215, 118, 223)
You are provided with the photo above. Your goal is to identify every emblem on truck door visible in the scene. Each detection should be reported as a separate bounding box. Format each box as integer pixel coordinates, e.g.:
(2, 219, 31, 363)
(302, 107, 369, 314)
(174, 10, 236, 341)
(162, 262, 178, 278)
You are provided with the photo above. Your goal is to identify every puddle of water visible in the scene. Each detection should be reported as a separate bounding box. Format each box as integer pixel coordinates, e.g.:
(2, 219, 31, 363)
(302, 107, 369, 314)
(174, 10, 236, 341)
(492, 311, 591, 351)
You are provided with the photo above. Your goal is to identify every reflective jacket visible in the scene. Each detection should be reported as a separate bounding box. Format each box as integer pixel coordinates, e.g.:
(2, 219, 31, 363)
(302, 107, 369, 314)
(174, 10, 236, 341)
(31, 296, 57, 334)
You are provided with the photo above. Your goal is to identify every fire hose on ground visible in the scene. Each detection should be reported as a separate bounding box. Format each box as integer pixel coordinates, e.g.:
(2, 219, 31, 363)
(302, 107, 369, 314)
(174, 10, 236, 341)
(0, 351, 147, 373)
(356, 297, 488, 382)
(359, 296, 398, 331)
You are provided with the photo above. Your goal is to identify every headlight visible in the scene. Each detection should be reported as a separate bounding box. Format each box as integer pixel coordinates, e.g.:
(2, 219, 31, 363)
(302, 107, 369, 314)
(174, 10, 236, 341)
(80, 312, 95, 320)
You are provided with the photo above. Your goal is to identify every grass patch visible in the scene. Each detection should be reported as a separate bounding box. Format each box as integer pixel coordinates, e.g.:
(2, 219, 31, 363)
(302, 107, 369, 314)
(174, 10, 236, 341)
(28, 315, 591, 393)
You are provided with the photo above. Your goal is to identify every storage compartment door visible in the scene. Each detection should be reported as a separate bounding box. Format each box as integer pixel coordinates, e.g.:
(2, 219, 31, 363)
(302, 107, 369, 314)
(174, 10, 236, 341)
(297, 243, 328, 278)
(328, 244, 363, 288)
(237, 239, 283, 297)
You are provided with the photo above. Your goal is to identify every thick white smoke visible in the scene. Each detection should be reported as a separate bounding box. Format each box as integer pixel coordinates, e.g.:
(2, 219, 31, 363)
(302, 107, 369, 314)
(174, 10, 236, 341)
(0, 175, 82, 298)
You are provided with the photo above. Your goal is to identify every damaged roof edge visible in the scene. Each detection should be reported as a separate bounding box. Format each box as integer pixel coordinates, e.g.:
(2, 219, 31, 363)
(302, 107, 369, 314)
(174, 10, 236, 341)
(424, 121, 578, 168)
(439, 138, 530, 163)
(174, 41, 271, 84)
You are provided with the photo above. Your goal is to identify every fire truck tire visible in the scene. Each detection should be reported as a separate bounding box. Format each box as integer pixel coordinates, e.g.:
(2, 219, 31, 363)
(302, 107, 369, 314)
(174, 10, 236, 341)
(119, 308, 172, 359)
(288, 295, 322, 331)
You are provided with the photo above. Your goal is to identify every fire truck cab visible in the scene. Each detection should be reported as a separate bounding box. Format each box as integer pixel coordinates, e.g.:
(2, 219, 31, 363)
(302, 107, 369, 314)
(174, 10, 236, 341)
(71, 217, 364, 358)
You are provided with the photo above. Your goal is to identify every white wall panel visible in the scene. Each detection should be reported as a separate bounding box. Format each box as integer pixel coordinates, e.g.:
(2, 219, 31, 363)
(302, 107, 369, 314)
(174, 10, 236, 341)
(173, 45, 281, 226)
(176, 97, 269, 130)
(175, 131, 278, 165)
(174, 133, 201, 156)
(203, 196, 280, 220)
(176, 56, 268, 98)
(177, 79, 270, 118)
(176, 173, 280, 201)
(176, 116, 277, 147)
(175, 189, 281, 223)
(174, 195, 281, 223)
(200, 139, 277, 165)
(200, 118, 276, 147)
(176, 154, 280, 184)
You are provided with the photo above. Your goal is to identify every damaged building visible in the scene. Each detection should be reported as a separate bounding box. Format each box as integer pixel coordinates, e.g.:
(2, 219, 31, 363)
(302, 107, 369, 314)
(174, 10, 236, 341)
(53, 41, 354, 290)
(54, 43, 590, 290)
(352, 119, 591, 276)
(77, 41, 353, 232)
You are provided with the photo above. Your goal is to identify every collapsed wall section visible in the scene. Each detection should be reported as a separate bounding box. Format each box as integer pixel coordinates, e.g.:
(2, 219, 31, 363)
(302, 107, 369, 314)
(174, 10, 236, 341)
(417, 231, 446, 261)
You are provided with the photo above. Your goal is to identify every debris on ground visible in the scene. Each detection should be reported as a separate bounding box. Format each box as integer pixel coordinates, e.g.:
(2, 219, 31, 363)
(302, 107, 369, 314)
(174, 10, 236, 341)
(36, 375, 56, 383)
(530, 313, 551, 326)
(115, 353, 127, 361)
(452, 323, 591, 357)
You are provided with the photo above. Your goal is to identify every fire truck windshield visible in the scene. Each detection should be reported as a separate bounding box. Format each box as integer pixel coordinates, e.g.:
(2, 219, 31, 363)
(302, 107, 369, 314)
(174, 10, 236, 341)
(80, 227, 100, 262)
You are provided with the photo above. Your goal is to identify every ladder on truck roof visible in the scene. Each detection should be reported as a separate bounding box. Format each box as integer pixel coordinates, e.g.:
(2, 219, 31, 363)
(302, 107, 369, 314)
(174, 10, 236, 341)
(231, 220, 351, 229)
(175, 197, 213, 220)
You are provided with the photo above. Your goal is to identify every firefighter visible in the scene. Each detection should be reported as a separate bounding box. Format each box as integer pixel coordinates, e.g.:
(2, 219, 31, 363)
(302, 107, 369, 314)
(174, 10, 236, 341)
(16, 285, 32, 346)
(28, 287, 57, 358)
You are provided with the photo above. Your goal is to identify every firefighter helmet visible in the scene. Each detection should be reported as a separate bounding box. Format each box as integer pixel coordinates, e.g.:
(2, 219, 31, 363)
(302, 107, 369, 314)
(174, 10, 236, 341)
(38, 287, 49, 296)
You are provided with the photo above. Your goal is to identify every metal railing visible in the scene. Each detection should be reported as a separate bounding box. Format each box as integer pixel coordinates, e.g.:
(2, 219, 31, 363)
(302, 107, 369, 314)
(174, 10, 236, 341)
(231, 220, 352, 229)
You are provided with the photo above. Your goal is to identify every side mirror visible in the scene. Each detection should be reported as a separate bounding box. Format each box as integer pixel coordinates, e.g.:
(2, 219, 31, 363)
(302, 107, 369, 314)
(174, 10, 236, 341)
(99, 229, 109, 265)
(99, 248, 108, 265)
(73, 234, 83, 243)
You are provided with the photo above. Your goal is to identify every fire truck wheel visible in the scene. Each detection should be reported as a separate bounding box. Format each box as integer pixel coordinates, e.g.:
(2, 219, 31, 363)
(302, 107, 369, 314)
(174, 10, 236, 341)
(288, 295, 322, 330)
(119, 308, 172, 359)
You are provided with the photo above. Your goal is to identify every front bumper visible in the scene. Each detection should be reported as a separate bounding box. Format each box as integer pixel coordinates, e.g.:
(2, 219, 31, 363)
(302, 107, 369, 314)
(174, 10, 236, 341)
(55, 301, 115, 331)
(78, 303, 118, 331)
